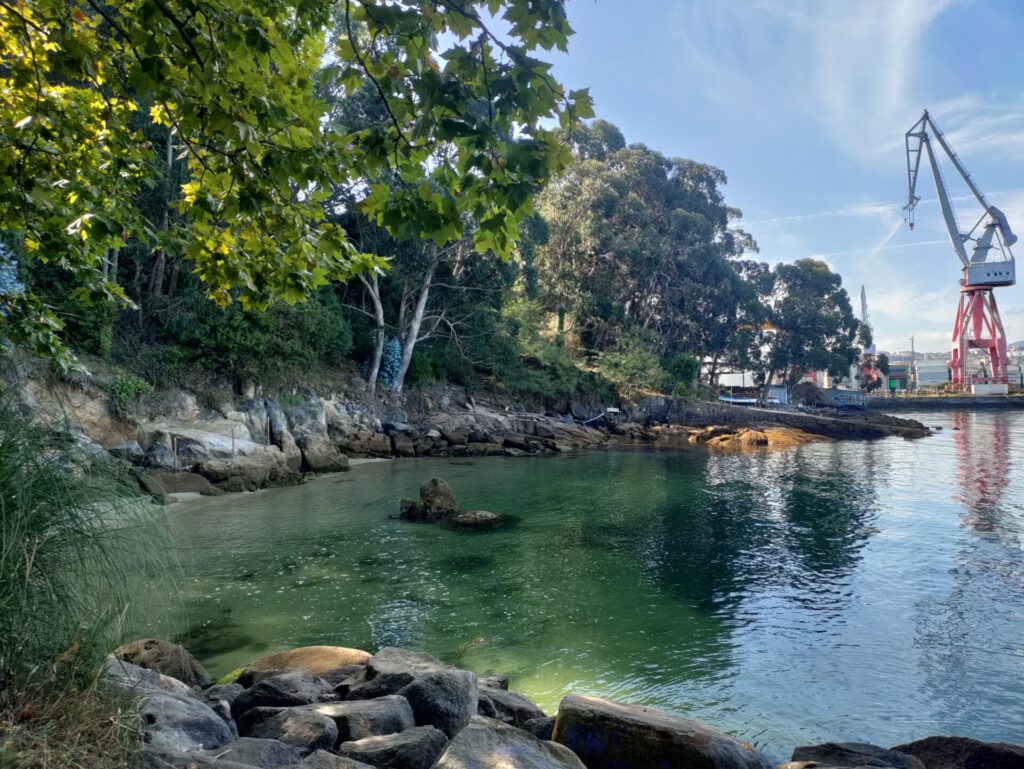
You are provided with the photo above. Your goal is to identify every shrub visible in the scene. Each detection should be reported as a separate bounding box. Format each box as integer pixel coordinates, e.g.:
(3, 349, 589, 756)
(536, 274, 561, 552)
(596, 328, 668, 395)
(109, 374, 153, 418)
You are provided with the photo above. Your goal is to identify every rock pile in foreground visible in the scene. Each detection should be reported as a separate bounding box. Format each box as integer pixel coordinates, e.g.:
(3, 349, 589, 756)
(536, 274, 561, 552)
(104, 640, 1024, 769)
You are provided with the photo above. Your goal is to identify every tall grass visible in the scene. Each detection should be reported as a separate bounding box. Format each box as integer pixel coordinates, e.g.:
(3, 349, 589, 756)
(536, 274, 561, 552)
(0, 389, 165, 767)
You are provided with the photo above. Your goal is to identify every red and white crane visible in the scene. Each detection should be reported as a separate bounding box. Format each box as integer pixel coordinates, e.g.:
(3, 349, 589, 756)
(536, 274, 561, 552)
(904, 109, 1016, 391)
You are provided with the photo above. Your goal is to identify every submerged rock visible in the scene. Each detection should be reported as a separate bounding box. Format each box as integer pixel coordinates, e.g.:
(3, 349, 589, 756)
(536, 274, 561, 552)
(443, 510, 510, 528)
(552, 694, 772, 769)
(244, 646, 371, 679)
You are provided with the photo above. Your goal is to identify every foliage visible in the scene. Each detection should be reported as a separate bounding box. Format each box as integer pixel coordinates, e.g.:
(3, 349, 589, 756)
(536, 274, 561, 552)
(108, 374, 152, 418)
(664, 352, 700, 393)
(0, 0, 590, 366)
(596, 327, 668, 395)
(876, 352, 891, 375)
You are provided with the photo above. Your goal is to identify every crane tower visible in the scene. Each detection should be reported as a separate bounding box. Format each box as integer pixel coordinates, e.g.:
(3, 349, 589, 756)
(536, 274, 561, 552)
(904, 110, 1017, 391)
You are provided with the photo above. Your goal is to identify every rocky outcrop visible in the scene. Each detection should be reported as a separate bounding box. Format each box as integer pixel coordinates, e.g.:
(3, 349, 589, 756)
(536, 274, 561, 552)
(113, 638, 213, 689)
(399, 478, 509, 528)
(196, 451, 302, 492)
(890, 736, 1024, 769)
(790, 742, 924, 768)
(552, 694, 773, 769)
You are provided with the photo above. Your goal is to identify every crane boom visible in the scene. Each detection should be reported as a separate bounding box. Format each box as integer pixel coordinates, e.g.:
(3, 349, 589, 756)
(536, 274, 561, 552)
(904, 109, 1017, 286)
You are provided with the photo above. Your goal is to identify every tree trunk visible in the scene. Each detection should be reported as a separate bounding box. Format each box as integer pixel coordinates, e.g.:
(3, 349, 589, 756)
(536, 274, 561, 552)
(394, 248, 439, 393)
(361, 272, 386, 396)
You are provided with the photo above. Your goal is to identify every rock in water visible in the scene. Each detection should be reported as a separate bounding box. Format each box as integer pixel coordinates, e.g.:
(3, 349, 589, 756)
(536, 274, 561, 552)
(433, 715, 585, 769)
(398, 669, 478, 737)
(444, 510, 508, 528)
(112, 638, 213, 689)
(244, 646, 371, 678)
(400, 478, 457, 521)
(337, 726, 448, 769)
(890, 736, 1024, 769)
(552, 694, 772, 769)
(791, 742, 924, 768)
(477, 685, 546, 726)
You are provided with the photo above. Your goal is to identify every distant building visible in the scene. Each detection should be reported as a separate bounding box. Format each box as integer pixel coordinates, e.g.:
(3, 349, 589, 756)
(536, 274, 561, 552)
(916, 358, 950, 387)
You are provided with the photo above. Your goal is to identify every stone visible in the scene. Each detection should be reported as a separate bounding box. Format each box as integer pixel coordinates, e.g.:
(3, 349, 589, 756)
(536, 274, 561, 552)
(467, 430, 493, 444)
(140, 471, 224, 496)
(198, 737, 303, 768)
(140, 746, 259, 769)
(502, 433, 535, 451)
(425, 429, 442, 440)
(204, 683, 245, 708)
(197, 451, 301, 491)
(439, 429, 468, 446)
(552, 694, 773, 769)
(444, 510, 508, 528)
(398, 669, 477, 738)
(232, 670, 337, 719)
(113, 638, 213, 689)
(311, 696, 416, 743)
(399, 479, 458, 521)
(237, 706, 287, 736)
(479, 674, 509, 691)
(249, 708, 338, 756)
(890, 736, 1024, 769)
(383, 421, 411, 435)
(139, 692, 236, 752)
(300, 751, 377, 769)
(111, 440, 145, 459)
(300, 435, 351, 473)
(791, 742, 924, 769)
(245, 646, 371, 678)
(322, 664, 368, 690)
(217, 475, 258, 493)
(144, 442, 177, 470)
(391, 433, 416, 457)
(477, 685, 546, 727)
(102, 657, 197, 700)
(521, 716, 555, 741)
(433, 715, 585, 769)
(337, 725, 448, 769)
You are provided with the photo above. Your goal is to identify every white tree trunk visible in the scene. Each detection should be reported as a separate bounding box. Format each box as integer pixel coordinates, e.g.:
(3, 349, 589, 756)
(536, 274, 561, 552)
(361, 272, 386, 396)
(394, 248, 439, 393)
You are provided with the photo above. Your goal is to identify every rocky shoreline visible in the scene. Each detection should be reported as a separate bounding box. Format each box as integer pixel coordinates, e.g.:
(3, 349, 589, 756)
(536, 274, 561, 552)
(4, 365, 931, 499)
(106, 638, 1024, 769)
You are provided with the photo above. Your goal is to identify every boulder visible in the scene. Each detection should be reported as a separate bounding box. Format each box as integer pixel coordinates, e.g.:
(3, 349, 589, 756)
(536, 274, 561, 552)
(391, 433, 416, 457)
(432, 715, 585, 769)
(521, 716, 555, 741)
(791, 742, 924, 769)
(399, 479, 458, 522)
(552, 694, 773, 769)
(204, 683, 245, 708)
(139, 471, 224, 497)
(111, 440, 145, 460)
(232, 670, 337, 719)
(245, 646, 371, 678)
(300, 435, 351, 473)
(102, 657, 197, 700)
(311, 696, 416, 743)
(139, 692, 236, 752)
(237, 706, 288, 736)
(397, 669, 477, 738)
(477, 685, 546, 726)
(439, 429, 468, 446)
(112, 638, 212, 689)
(337, 725, 448, 769)
(479, 674, 509, 691)
(357, 647, 452, 694)
(300, 751, 377, 769)
(890, 736, 1024, 769)
(249, 708, 338, 756)
(140, 746, 259, 769)
(143, 442, 177, 470)
(197, 451, 301, 490)
(197, 737, 303, 768)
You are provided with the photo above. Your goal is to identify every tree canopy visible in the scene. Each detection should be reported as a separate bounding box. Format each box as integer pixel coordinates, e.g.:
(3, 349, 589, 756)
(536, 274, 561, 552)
(0, 0, 591, 366)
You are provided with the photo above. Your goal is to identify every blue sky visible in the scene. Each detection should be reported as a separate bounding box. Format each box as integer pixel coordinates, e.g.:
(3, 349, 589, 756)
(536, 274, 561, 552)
(546, 0, 1024, 353)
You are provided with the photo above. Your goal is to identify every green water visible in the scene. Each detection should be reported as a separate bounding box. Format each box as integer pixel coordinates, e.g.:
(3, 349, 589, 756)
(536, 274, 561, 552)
(152, 409, 1024, 758)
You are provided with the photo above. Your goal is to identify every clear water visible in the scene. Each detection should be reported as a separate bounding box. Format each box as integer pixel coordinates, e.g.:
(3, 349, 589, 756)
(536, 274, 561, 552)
(151, 409, 1024, 759)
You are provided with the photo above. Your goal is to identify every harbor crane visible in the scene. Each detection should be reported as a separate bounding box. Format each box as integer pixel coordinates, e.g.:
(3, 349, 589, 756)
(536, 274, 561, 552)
(904, 109, 1016, 391)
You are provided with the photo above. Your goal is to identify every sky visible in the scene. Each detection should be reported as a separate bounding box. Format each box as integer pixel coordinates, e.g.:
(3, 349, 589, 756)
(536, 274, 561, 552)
(545, 0, 1024, 354)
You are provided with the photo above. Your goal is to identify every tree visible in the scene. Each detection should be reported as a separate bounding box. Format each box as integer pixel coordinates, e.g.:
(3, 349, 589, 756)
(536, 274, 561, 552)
(0, 0, 592, 368)
(742, 259, 862, 389)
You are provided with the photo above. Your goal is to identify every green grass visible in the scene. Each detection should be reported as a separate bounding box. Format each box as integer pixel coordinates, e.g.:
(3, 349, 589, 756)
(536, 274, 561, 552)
(0, 389, 167, 768)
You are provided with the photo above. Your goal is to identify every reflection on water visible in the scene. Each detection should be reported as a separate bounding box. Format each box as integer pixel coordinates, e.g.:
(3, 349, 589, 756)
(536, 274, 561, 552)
(146, 410, 1024, 759)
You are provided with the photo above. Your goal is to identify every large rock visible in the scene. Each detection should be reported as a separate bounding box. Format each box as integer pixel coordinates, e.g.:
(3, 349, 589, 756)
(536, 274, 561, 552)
(337, 726, 448, 769)
(477, 685, 546, 727)
(249, 708, 338, 756)
(398, 670, 477, 737)
(139, 471, 224, 497)
(197, 737, 303, 768)
(300, 751, 377, 769)
(102, 657, 197, 700)
(311, 696, 416, 742)
(365, 647, 452, 684)
(552, 694, 772, 769)
(791, 742, 924, 768)
(433, 715, 586, 769)
(197, 450, 300, 491)
(521, 716, 555, 741)
(232, 670, 337, 718)
(112, 638, 212, 689)
(890, 736, 1024, 769)
(391, 433, 416, 457)
(245, 646, 371, 678)
(140, 746, 259, 769)
(139, 692, 236, 752)
(399, 479, 458, 522)
(300, 435, 351, 473)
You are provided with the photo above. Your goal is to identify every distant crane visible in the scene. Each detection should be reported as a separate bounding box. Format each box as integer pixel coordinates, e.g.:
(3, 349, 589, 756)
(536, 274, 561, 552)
(904, 109, 1016, 390)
